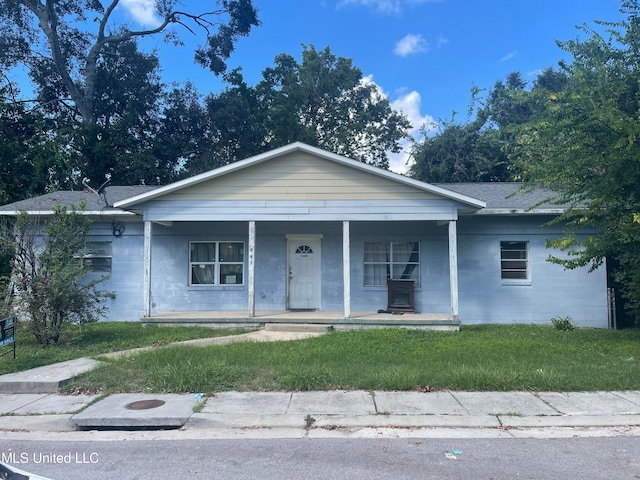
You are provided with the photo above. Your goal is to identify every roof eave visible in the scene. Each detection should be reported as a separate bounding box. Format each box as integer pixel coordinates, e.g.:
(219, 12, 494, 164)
(463, 208, 572, 216)
(0, 210, 137, 217)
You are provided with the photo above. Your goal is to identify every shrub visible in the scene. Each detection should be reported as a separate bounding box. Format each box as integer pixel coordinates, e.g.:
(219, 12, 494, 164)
(8, 205, 112, 345)
(551, 315, 576, 331)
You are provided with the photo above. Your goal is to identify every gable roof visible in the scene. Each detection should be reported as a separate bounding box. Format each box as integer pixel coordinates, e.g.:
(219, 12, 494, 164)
(0, 146, 572, 217)
(114, 142, 486, 209)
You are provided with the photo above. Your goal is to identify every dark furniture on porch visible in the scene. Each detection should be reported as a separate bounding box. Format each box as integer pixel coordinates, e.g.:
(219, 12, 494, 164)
(387, 279, 415, 313)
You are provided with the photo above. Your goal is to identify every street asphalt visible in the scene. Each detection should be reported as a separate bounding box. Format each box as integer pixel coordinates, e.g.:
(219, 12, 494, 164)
(1, 329, 640, 441)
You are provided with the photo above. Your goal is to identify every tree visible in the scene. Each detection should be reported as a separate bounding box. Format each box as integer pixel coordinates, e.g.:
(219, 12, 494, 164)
(0, 78, 66, 202)
(408, 118, 510, 183)
(257, 45, 411, 169)
(0, 0, 259, 127)
(0, 1, 259, 187)
(190, 69, 268, 173)
(153, 82, 211, 180)
(6, 206, 112, 344)
(189, 45, 412, 173)
(509, 0, 640, 323)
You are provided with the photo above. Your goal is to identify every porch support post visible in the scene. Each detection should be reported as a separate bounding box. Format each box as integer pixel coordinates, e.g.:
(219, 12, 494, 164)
(143, 220, 152, 317)
(448, 219, 459, 319)
(248, 221, 256, 318)
(343, 220, 351, 318)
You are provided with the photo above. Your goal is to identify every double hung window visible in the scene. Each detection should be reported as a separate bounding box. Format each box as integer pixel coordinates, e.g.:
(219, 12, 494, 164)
(190, 241, 244, 285)
(500, 241, 529, 280)
(364, 241, 420, 286)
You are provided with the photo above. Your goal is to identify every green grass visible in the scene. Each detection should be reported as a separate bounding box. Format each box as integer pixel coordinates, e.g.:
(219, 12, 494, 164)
(56, 324, 640, 394)
(0, 321, 252, 375)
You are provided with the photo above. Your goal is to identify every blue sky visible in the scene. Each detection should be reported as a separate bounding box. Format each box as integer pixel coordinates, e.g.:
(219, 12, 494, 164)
(121, 1, 624, 171)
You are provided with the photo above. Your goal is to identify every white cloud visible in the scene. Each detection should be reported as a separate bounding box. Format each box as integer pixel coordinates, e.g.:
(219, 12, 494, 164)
(394, 34, 429, 57)
(389, 89, 437, 174)
(337, 0, 436, 15)
(500, 51, 517, 62)
(359, 76, 435, 174)
(120, 0, 162, 26)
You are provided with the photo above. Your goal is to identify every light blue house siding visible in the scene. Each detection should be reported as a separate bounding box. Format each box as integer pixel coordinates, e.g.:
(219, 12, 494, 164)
(85, 221, 147, 321)
(91, 216, 607, 327)
(456, 216, 607, 328)
(126, 221, 452, 317)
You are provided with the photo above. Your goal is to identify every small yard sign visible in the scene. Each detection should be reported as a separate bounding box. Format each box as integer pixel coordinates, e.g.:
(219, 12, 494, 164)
(0, 316, 16, 359)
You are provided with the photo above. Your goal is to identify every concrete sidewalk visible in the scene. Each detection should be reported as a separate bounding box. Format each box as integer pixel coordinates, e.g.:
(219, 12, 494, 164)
(2, 329, 640, 439)
(1, 390, 640, 440)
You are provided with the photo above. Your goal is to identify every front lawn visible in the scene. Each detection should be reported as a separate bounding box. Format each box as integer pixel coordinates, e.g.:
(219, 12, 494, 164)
(0, 321, 250, 375)
(59, 324, 640, 393)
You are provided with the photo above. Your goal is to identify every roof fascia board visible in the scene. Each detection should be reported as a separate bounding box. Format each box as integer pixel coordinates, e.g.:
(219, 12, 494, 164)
(464, 208, 573, 216)
(0, 210, 136, 217)
(114, 142, 486, 210)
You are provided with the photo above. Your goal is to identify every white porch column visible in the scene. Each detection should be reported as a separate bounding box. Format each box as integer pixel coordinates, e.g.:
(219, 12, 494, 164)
(343, 220, 351, 318)
(143, 220, 152, 317)
(248, 221, 256, 317)
(448, 220, 459, 319)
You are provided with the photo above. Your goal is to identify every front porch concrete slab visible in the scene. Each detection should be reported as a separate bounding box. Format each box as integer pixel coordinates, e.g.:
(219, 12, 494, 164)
(142, 310, 459, 330)
(71, 393, 199, 429)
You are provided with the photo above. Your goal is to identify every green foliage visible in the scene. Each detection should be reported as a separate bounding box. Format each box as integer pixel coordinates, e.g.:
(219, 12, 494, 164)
(0, 100, 54, 203)
(258, 45, 412, 169)
(507, 1, 640, 321)
(0, 1, 259, 190)
(10, 205, 112, 345)
(191, 45, 412, 173)
(0, 0, 260, 127)
(408, 68, 567, 183)
(551, 315, 576, 331)
(408, 119, 511, 183)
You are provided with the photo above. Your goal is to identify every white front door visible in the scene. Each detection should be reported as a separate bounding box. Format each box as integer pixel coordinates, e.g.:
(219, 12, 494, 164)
(287, 236, 321, 310)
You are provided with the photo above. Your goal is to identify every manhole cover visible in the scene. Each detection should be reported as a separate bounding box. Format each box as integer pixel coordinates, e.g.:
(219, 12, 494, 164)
(125, 399, 166, 410)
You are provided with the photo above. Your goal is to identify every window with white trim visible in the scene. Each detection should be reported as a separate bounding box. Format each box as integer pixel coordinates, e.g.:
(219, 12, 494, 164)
(500, 241, 529, 280)
(78, 242, 112, 273)
(189, 241, 244, 285)
(364, 241, 420, 286)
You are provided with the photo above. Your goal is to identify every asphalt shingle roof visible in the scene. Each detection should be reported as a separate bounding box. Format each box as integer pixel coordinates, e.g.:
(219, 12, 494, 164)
(0, 186, 159, 214)
(435, 182, 567, 210)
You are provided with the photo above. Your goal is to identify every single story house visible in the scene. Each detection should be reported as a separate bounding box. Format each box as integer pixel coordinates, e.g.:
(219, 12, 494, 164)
(0, 142, 609, 329)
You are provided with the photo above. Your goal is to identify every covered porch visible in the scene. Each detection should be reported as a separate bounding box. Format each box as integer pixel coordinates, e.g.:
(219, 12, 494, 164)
(141, 310, 460, 331)
(113, 143, 487, 326)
